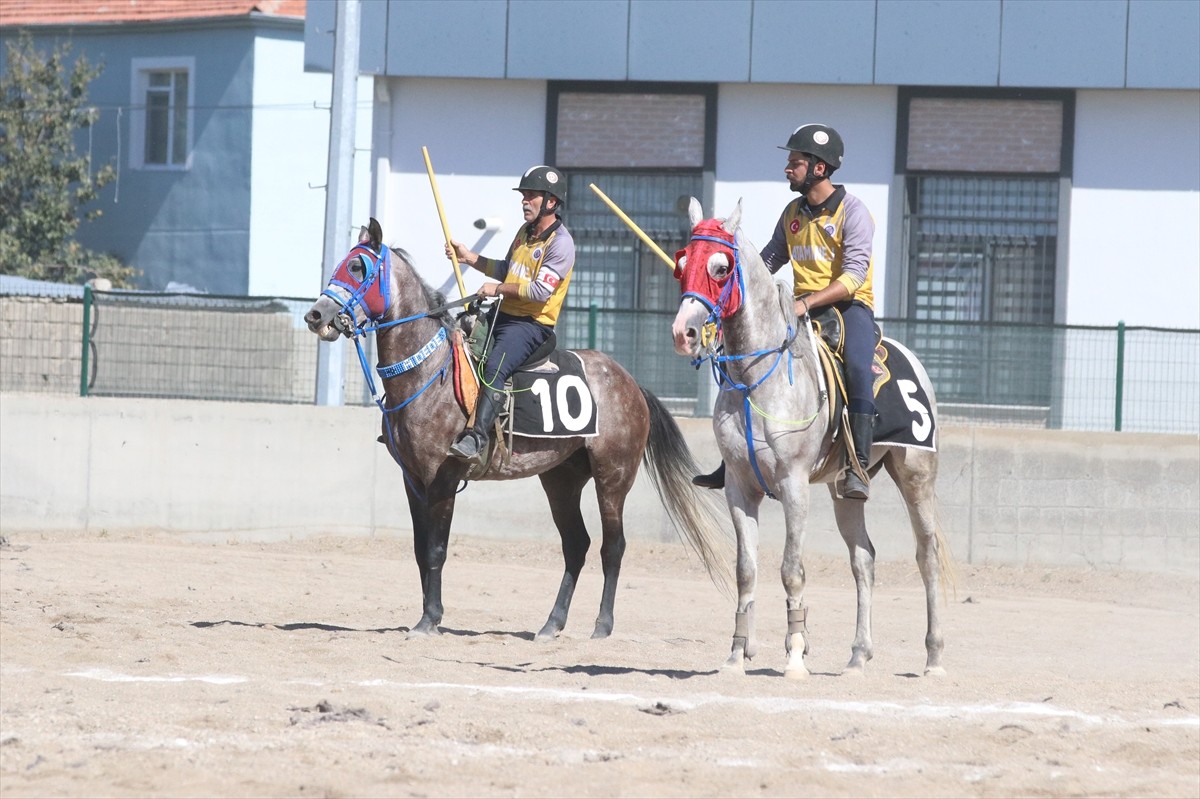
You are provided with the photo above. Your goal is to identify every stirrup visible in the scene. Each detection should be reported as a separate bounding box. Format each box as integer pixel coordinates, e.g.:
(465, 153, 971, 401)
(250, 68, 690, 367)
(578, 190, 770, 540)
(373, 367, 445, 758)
(448, 431, 486, 463)
(842, 469, 869, 500)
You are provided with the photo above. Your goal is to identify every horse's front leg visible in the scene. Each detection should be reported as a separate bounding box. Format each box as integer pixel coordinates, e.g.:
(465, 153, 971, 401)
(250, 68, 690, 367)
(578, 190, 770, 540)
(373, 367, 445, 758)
(829, 485, 875, 674)
(778, 473, 813, 679)
(723, 480, 762, 674)
(406, 475, 458, 638)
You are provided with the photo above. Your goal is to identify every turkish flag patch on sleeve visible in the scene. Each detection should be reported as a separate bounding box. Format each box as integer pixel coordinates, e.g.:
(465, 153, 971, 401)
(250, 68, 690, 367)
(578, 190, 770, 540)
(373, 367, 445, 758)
(537, 266, 561, 290)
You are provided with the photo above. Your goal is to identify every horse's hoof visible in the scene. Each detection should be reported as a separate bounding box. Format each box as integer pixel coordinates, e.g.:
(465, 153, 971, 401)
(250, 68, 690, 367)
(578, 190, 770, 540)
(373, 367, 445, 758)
(590, 627, 612, 640)
(407, 621, 441, 638)
(535, 623, 561, 641)
(784, 665, 811, 680)
(841, 665, 866, 678)
(720, 652, 746, 675)
(924, 665, 947, 678)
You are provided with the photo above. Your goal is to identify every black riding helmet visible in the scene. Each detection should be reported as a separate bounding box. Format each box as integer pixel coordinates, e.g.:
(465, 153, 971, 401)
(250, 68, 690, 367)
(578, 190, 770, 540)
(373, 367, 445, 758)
(513, 165, 567, 207)
(778, 124, 844, 172)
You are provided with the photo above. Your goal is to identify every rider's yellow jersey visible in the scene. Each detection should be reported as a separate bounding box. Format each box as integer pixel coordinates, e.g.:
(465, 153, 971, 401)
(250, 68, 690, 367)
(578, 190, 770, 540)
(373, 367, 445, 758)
(482, 222, 575, 327)
(779, 187, 875, 311)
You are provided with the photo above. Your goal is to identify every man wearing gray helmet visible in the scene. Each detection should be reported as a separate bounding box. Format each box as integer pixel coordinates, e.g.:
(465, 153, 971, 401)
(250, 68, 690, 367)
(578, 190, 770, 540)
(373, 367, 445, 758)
(444, 165, 575, 464)
(694, 124, 879, 500)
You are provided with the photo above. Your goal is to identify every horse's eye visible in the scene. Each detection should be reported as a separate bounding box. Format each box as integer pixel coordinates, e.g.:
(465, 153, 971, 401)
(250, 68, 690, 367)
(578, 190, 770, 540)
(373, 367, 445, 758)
(348, 256, 367, 282)
(707, 252, 730, 275)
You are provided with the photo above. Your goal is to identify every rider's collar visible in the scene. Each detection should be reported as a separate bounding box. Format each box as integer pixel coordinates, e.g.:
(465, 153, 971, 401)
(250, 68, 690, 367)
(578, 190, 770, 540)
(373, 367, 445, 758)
(800, 184, 846, 217)
(523, 216, 562, 243)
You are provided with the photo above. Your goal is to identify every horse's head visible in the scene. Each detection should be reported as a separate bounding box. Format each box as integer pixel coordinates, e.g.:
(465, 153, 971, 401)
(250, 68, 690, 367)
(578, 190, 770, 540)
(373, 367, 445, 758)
(305, 217, 394, 340)
(671, 197, 745, 357)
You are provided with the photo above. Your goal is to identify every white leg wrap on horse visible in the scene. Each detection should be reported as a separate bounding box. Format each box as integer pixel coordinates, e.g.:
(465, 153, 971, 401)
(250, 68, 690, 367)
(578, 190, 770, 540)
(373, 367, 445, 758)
(787, 605, 810, 655)
(733, 603, 757, 659)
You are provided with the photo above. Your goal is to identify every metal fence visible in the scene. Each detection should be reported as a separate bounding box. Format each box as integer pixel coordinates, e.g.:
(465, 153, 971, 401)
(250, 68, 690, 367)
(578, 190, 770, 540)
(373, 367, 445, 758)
(1, 285, 1197, 434)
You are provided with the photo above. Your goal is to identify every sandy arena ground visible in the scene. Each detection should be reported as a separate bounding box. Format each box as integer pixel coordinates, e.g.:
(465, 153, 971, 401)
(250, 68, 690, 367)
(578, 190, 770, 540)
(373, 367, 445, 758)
(1, 530, 1198, 798)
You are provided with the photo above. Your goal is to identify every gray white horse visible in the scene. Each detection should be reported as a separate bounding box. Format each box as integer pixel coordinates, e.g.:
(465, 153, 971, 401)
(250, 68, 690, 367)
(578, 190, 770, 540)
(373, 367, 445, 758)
(671, 198, 950, 678)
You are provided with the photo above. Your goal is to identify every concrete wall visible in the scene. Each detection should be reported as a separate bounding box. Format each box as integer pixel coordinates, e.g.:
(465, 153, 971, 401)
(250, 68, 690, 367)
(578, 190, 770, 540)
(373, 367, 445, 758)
(1, 393, 1195, 574)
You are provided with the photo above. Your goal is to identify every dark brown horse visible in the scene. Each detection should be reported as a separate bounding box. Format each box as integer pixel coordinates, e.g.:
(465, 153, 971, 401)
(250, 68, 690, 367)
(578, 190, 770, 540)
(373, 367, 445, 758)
(305, 219, 729, 639)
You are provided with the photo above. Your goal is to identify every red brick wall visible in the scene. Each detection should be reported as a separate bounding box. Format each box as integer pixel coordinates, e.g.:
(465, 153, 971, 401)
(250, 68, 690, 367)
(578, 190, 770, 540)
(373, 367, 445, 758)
(556, 92, 706, 168)
(907, 98, 1063, 173)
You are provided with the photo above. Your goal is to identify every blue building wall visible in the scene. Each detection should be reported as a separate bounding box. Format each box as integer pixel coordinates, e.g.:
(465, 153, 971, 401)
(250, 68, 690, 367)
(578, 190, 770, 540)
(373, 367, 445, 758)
(5, 19, 309, 294)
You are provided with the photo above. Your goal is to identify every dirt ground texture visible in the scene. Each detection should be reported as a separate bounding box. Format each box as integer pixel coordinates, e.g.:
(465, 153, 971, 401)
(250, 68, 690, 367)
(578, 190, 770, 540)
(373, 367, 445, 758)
(1, 530, 1198, 799)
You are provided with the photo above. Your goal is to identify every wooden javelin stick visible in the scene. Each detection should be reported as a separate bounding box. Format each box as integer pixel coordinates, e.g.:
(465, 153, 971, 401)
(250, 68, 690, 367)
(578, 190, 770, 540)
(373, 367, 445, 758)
(588, 183, 676, 271)
(422, 146, 468, 299)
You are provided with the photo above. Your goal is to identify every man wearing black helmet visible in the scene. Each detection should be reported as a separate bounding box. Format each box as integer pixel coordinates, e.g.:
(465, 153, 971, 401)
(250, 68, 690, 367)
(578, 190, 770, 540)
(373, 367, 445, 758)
(694, 124, 879, 500)
(444, 165, 575, 464)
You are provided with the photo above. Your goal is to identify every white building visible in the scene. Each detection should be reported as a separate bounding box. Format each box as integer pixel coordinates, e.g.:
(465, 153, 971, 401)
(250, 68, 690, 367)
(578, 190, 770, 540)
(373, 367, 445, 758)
(305, 0, 1199, 429)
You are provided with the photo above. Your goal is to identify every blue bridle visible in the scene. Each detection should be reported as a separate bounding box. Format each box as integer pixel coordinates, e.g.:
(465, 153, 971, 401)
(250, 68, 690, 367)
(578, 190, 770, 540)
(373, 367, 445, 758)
(685, 232, 797, 501)
(321, 243, 455, 500)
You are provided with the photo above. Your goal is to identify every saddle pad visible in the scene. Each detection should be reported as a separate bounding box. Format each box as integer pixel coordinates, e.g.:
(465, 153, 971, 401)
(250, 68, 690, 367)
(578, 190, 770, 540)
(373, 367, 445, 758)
(873, 338, 937, 451)
(509, 350, 599, 439)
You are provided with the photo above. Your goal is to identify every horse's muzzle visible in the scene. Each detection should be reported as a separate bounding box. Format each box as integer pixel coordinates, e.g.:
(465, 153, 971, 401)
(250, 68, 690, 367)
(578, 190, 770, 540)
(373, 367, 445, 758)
(671, 300, 707, 357)
(304, 299, 350, 341)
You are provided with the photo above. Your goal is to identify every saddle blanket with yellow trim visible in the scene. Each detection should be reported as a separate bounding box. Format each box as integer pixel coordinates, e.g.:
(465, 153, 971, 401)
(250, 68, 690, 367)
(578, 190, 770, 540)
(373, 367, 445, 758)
(819, 337, 937, 452)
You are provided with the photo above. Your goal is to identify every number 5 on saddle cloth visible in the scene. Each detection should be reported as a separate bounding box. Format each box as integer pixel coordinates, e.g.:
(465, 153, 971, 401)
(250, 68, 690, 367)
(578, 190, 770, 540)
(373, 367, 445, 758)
(809, 305, 937, 454)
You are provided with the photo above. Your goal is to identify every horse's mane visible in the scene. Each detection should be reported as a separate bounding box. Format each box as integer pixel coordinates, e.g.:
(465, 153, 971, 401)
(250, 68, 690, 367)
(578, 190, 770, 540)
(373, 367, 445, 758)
(388, 245, 453, 330)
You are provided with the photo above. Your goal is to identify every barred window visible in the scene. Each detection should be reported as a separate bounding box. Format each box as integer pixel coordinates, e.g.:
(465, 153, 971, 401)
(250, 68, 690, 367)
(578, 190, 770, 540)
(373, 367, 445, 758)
(895, 89, 1073, 413)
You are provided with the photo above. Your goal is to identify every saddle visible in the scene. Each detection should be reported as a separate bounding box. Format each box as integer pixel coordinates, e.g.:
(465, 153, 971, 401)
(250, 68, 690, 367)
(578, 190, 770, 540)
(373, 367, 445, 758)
(450, 303, 586, 478)
(807, 307, 939, 479)
(808, 306, 889, 481)
(810, 306, 887, 420)
(451, 300, 558, 416)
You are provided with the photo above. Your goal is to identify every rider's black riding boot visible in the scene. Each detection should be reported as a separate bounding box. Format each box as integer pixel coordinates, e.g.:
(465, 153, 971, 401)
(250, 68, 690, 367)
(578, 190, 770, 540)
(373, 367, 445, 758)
(842, 412, 876, 500)
(692, 460, 726, 490)
(448, 389, 504, 463)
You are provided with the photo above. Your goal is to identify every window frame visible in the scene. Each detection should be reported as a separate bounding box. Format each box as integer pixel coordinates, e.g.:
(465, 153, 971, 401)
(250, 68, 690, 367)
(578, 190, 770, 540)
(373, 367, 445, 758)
(546, 80, 718, 173)
(886, 87, 1075, 322)
(129, 57, 195, 171)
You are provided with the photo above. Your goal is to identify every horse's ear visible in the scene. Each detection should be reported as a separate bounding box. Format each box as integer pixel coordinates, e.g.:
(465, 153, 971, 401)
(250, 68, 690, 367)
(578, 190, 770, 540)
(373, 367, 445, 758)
(687, 197, 703, 228)
(367, 217, 383, 249)
(722, 198, 743, 234)
(357, 225, 370, 244)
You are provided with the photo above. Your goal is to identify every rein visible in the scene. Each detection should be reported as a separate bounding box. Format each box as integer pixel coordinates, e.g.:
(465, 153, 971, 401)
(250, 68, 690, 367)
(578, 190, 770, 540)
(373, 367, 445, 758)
(324, 244, 479, 501)
(684, 231, 814, 500)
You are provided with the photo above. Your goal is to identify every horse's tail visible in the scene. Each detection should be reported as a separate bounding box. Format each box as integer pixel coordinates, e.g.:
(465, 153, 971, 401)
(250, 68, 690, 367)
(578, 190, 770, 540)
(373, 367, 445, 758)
(639, 387, 734, 592)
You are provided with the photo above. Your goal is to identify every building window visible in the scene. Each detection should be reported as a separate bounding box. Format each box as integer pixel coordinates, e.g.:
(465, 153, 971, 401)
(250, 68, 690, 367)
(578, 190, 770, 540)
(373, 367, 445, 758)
(547, 82, 716, 407)
(894, 89, 1074, 414)
(131, 58, 193, 169)
(548, 82, 714, 312)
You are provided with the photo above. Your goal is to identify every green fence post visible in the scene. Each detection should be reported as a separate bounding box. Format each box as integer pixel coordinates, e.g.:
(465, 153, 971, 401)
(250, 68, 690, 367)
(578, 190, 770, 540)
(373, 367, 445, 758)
(588, 300, 598, 349)
(80, 284, 92, 397)
(1114, 320, 1125, 431)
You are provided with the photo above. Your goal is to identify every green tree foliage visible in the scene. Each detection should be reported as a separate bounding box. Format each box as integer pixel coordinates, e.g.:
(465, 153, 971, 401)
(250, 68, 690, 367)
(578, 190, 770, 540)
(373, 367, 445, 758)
(0, 33, 135, 287)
